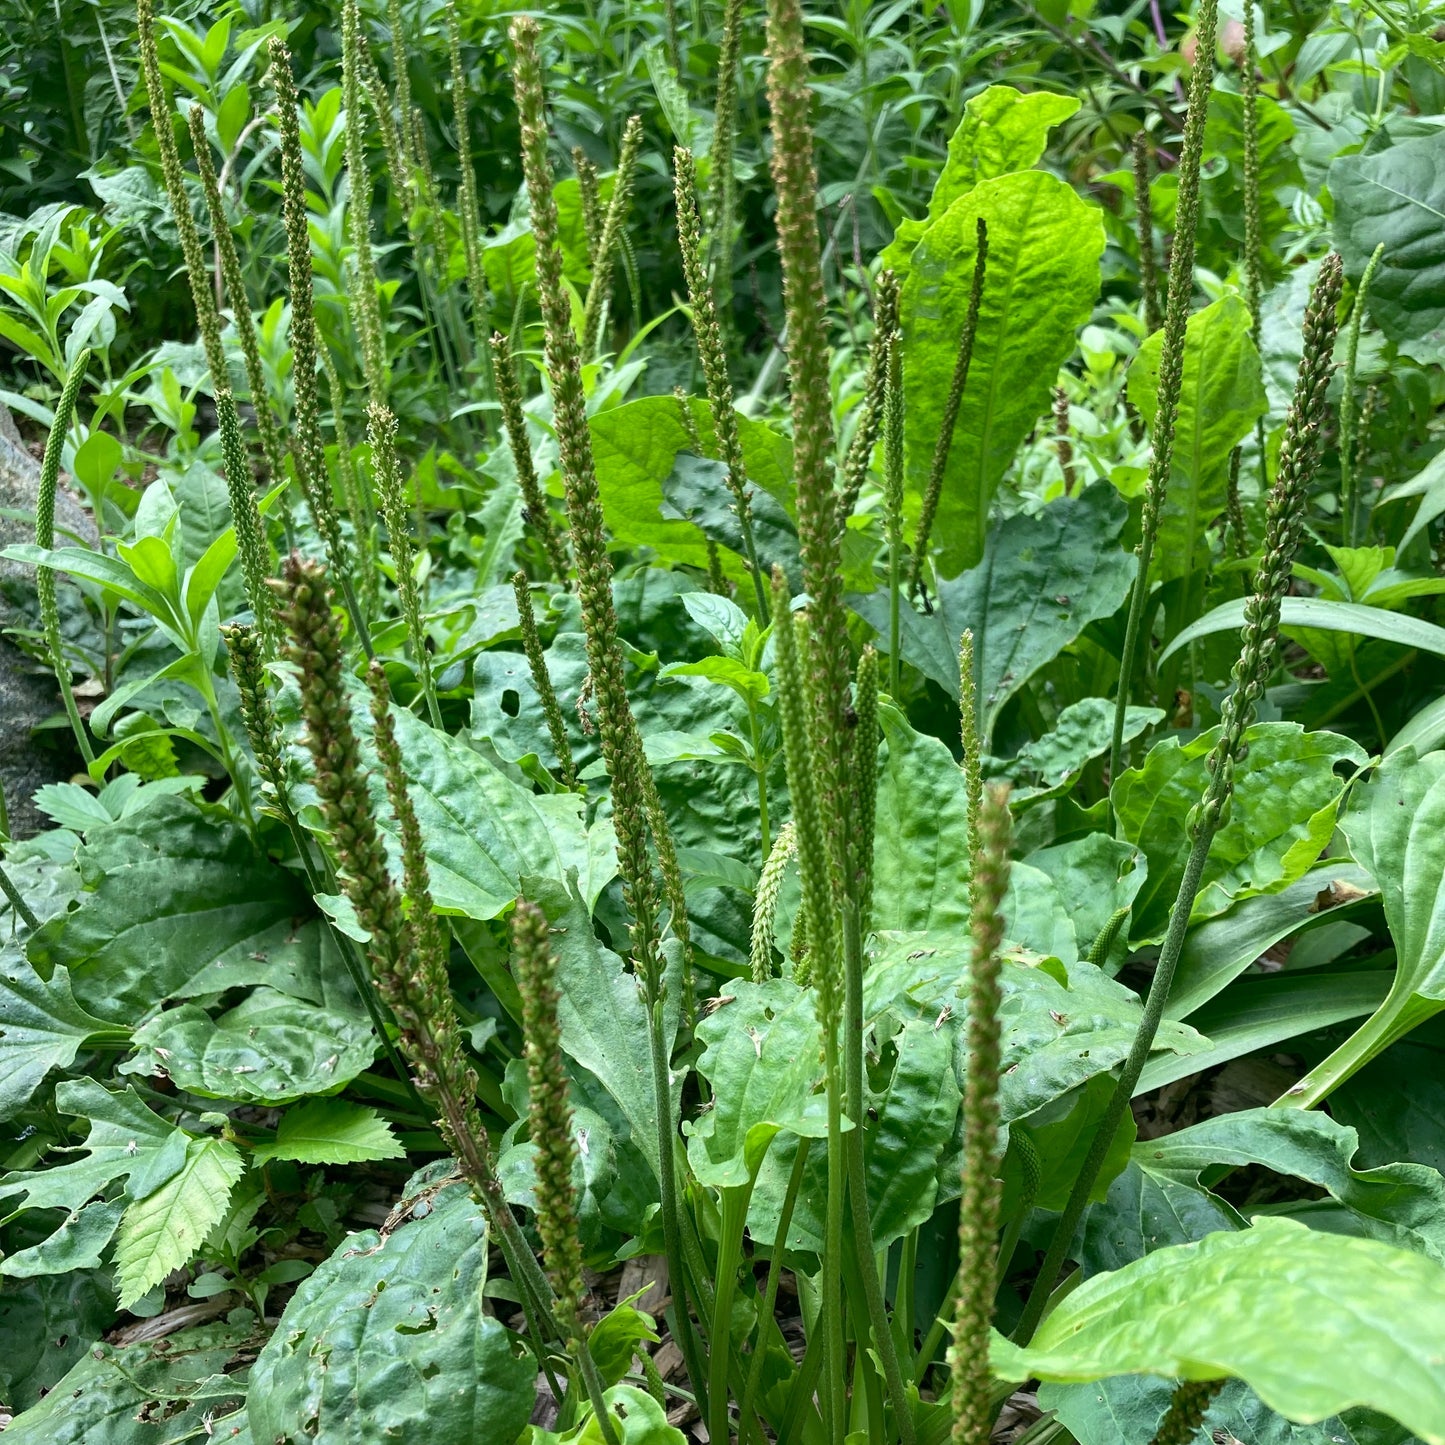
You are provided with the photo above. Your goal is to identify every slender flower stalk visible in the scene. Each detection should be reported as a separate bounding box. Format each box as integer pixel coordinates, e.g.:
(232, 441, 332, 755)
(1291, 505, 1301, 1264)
(850, 647, 879, 931)
(770, 570, 846, 1438)
(511, 16, 702, 1405)
(513, 571, 577, 787)
(910, 219, 987, 597)
(750, 820, 797, 982)
(186, 105, 287, 488)
(674, 145, 767, 615)
(959, 629, 984, 859)
(491, 333, 571, 581)
(1340, 242, 1384, 546)
(385, 0, 415, 169)
(1019, 253, 1344, 1344)
(1241, 2, 1267, 497)
(138, 0, 227, 393)
(356, 30, 409, 206)
(884, 330, 904, 698)
(35, 350, 94, 765)
(273, 556, 563, 1358)
(1149, 1379, 1226, 1445)
(1225, 445, 1248, 558)
(1053, 385, 1075, 494)
(214, 384, 276, 650)
(322, 351, 379, 623)
(1241, 1, 1263, 343)
(342, 0, 388, 406)
(511, 898, 619, 1444)
(269, 37, 373, 655)
(369, 403, 441, 727)
(444, 0, 491, 365)
(572, 149, 602, 261)
(950, 782, 1012, 1445)
(1107, 0, 1219, 785)
(513, 898, 584, 1321)
(840, 269, 901, 523)
(710, 0, 745, 311)
(582, 116, 643, 358)
(1132, 131, 1162, 336)
(766, 0, 853, 884)
(221, 623, 286, 799)
(0, 858, 40, 932)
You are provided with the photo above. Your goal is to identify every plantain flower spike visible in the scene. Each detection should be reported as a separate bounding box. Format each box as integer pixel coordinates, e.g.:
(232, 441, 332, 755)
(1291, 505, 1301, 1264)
(582, 115, 644, 358)
(839, 268, 901, 522)
(950, 781, 1012, 1445)
(750, 820, 797, 983)
(1149, 1379, 1226, 1445)
(513, 571, 578, 788)
(512, 898, 585, 1331)
(221, 622, 286, 798)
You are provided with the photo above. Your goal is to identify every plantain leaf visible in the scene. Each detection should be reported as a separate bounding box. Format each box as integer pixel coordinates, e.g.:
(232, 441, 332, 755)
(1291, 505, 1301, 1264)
(1165, 859, 1377, 1021)
(900, 172, 1105, 573)
(1162, 596, 1445, 664)
(0, 1198, 126, 1279)
(1332, 132, 1445, 345)
(531, 1385, 688, 1444)
(113, 1136, 245, 1309)
(27, 796, 330, 1021)
(1286, 749, 1445, 1105)
(1140, 1107, 1445, 1263)
(993, 1217, 1445, 1445)
(1112, 723, 1367, 944)
(247, 1168, 535, 1445)
(686, 979, 829, 1190)
(1, 1323, 250, 1445)
(854, 486, 1135, 741)
(124, 987, 378, 1104)
(882, 84, 1080, 276)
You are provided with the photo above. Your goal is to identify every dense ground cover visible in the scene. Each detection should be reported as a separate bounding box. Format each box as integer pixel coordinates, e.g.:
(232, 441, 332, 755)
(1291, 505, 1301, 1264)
(4, 0, 1445, 1441)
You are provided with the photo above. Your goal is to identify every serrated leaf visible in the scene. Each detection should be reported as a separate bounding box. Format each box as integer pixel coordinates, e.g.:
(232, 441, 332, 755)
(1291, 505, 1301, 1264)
(993, 1218, 1445, 1445)
(114, 1136, 244, 1309)
(252, 1099, 405, 1165)
(0, 959, 121, 1120)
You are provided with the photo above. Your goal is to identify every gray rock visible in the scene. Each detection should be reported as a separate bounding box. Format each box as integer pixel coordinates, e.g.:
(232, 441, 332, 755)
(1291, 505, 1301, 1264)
(0, 400, 98, 838)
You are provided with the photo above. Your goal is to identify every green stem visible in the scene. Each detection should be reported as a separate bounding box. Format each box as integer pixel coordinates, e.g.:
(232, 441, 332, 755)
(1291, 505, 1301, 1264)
(1107, 532, 1157, 784)
(0, 861, 41, 931)
(1340, 242, 1384, 548)
(740, 1136, 811, 1439)
(822, 1032, 848, 1443)
(1016, 821, 1215, 1343)
(843, 898, 916, 1444)
(747, 696, 770, 862)
(647, 991, 708, 1420)
(709, 1186, 752, 1444)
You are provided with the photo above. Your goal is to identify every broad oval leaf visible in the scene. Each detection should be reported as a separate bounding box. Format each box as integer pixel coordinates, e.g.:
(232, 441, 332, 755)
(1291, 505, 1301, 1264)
(900, 171, 1105, 573)
(1127, 294, 1267, 581)
(993, 1217, 1445, 1445)
(1286, 749, 1445, 1105)
(1332, 132, 1445, 344)
(124, 987, 378, 1104)
(1112, 723, 1367, 944)
(247, 1169, 535, 1445)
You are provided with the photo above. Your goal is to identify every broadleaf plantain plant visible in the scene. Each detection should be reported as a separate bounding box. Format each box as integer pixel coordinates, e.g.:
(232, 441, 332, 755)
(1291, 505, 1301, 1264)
(3, 4, 1445, 1445)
